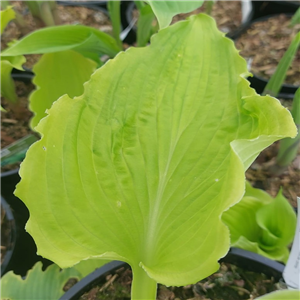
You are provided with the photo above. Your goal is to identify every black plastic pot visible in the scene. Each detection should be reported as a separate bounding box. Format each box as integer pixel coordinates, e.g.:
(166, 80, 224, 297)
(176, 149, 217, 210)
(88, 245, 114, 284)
(1, 197, 17, 276)
(247, 76, 297, 99)
(57, 1, 107, 10)
(57, 1, 108, 14)
(1, 169, 52, 277)
(0, 69, 34, 199)
(59, 247, 285, 300)
(235, 13, 299, 96)
(11, 69, 34, 83)
(1, 69, 53, 276)
(251, 1, 299, 20)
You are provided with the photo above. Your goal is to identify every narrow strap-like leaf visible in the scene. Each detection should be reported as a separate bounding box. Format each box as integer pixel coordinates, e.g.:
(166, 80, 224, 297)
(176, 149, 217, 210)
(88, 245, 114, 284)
(107, 0, 122, 49)
(263, 32, 300, 97)
(1, 25, 121, 61)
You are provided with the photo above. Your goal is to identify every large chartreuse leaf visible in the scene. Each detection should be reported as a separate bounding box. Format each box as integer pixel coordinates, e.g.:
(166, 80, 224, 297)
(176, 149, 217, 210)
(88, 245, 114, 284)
(257, 290, 300, 300)
(146, 0, 203, 29)
(29, 50, 97, 128)
(0, 25, 121, 62)
(15, 14, 296, 298)
(222, 183, 296, 263)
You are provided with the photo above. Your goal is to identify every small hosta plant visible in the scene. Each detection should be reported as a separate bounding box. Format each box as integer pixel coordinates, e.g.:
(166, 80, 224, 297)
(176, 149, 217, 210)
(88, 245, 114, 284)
(1, 259, 109, 300)
(0, 6, 25, 105)
(15, 11, 297, 300)
(222, 181, 297, 263)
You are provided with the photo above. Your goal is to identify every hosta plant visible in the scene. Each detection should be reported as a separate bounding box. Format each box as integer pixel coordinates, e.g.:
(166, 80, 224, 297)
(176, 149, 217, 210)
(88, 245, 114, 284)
(1, 259, 109, 300)
(222, 181, 297, 263)
(0, 6, 25, 105)
(15, 12, 297, 300)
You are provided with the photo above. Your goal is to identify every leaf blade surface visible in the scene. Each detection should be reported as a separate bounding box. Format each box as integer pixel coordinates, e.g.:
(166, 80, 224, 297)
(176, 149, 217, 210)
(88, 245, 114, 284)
(29, 50, 97, 128)
(15, 14, 297, 287)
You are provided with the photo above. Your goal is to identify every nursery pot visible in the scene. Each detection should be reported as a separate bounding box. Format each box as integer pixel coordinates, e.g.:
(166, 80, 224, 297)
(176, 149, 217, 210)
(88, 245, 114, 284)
(57, 1, 107, 9)
(235, 13, 299, 96)
(59, 247, 285, 300)
(1, 197, 17, 276)
(1, 169, 52, 276)
(1, 70, 37, 195)
(1, 75, 49, 274)
(11, 69, 34, 84)
(56, 1, 108, 14)
(1, 169, 28, 226)
(251, 1, 299, 20)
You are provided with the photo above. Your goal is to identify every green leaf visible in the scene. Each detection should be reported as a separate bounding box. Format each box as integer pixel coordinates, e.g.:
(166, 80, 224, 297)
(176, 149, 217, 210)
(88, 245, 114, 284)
(1, 5, 15, 34)
(257, 189, 297, 250)
(1, 55, 26, 71)
(133, 0, 146, 10)
(276, 87, 300, 167)
(256, 290, 300, 300)
(263, 32, 300, 97)
(1, 25, 121, 61)
(146, 0, 204, 29)
(15, 13, 296, 295)
(29, 50, 97, 128)
(107, 0, 122, 49)
(0, 54, 26, 103)
(205, 1, 214, 15)
(233, 236, 290, 263)
(291, 7, 300, 26)
(222, 183, 296, 263)
(72, 258, 110, 278)
(222, 182, 272, 244)
(137, 4, 157, 47)
(1, 262, 81, 300)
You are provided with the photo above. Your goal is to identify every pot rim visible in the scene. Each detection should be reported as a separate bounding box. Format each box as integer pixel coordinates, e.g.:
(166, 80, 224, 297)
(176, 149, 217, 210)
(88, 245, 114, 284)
(59, 247, 285, 300)
(57, 1, 107, 4)
(1, 196, 18, 277)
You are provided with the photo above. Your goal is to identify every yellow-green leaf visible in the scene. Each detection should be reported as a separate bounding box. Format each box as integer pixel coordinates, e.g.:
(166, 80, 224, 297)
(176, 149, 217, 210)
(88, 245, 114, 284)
(15, 14, 296, 298)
